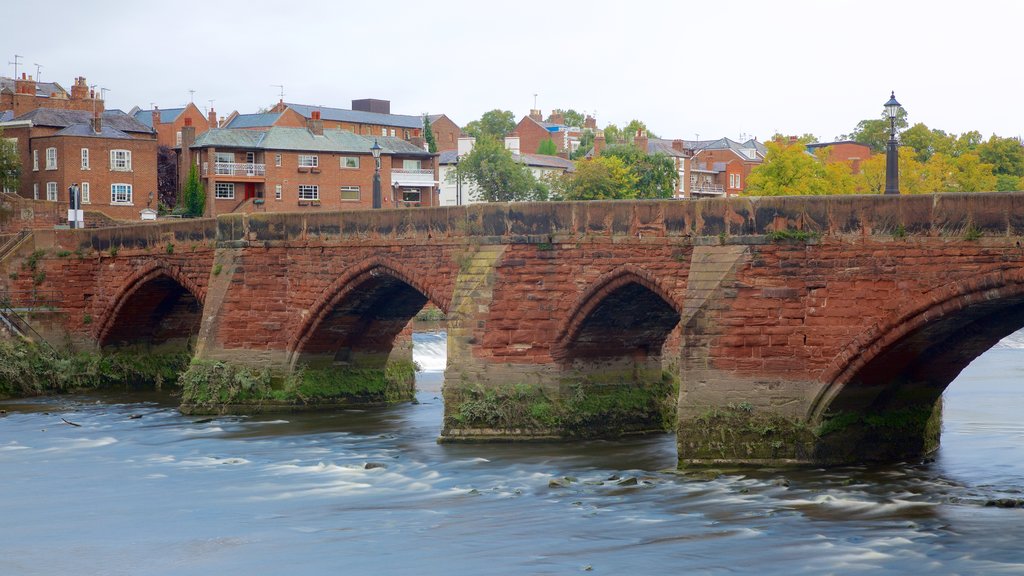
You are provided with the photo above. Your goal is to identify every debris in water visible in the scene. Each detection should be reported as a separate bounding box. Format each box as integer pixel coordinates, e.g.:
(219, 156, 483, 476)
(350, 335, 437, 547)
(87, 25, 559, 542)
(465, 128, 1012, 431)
(61, 417, 81, 427)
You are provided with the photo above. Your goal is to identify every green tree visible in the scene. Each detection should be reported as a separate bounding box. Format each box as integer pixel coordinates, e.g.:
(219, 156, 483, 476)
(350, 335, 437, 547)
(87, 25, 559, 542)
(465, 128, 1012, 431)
(745, 141, 830, 196)
(603, 123, 623, 145)
(602, 145, 677, 198)
(845, 107, 908, 153)
(977, 135, 1024, 177)
(551, 109, 584, 127)
(623, 119, 658, 139)
(463, 109, 516, 139)
(537, 138, 557, 155)
(550, 156, 637, 200)
(422, 115, 437, 154)
(458, 135, 544, 202)
(571, 130, 595, 160)
(0, 128, 20, 192)
(180, 164, 206, 216)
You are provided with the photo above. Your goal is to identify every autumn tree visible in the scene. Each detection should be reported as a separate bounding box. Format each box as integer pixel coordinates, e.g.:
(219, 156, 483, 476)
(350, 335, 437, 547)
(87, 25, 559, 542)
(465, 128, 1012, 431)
(601, 145, 678, 199)
(458, 135, 545, 202)
(463, 109, 516, 139)
(549, 155, 637, 200)
(0, 129, 20, 193)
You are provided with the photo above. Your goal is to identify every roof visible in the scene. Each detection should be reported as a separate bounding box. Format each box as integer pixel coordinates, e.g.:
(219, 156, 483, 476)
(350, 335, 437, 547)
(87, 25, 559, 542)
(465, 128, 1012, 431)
(806, 140, 868, 150)
(53, 124, 134, 139)
(437, 149, 574, 171)
(692, 136, 765, 160)
(132, 107, 185, 128)
(284, 102, 424, 129)
(224, 112, 283, 129)
(13, 108, 154, 134)
(0, 77, 66, 99)
(647, 138, 691, 158)
(0, 110, 12, 122)
(191, 127, 432, 156)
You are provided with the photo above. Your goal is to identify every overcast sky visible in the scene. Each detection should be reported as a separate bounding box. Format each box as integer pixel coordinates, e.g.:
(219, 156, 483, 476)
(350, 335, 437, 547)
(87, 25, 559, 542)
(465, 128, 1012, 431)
(5, 0, 1021, 142)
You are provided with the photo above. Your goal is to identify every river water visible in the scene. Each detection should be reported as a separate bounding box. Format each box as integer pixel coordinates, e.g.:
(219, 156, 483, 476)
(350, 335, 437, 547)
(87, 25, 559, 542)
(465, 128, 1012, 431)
(1, 332, 1023, 575)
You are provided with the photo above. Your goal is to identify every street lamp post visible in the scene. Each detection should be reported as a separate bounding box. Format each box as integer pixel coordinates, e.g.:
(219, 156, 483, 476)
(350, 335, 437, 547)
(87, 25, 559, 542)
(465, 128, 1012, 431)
(371, 139, 382, 209)
(884, 91, 902, 195)
(455, 155, 462, 206)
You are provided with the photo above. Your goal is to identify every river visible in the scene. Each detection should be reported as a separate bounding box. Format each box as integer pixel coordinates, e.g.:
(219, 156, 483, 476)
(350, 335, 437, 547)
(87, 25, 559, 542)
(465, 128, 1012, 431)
(1, 331, 1022, 575)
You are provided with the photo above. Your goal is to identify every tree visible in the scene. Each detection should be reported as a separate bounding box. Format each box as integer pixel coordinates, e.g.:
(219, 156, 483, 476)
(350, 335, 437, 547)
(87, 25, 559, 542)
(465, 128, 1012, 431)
(745, 141, 830, 196)
(157, 146, 178, 209)
(458, 135, 544, 202)
(601, 145, 678, 198)
(0, 128, 20, 193)
(977, 135, 1024, 177)
(603, 124, 623, 145)
(550, 156, 637, 200)
(463, 109, 516, 139)
(423, 115, 438, 154)
(623, 119, 658, 139)
(537, 138, 557, 155)
(551, 109, 584, 127)
(845, 107, 908, 153)
(180, 164, 205, 216)
(571, 130, 595, 160)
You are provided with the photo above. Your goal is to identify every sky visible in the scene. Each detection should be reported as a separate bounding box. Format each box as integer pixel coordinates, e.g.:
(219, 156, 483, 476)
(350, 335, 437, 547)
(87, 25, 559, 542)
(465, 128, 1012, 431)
(4, 0, 1022, 143)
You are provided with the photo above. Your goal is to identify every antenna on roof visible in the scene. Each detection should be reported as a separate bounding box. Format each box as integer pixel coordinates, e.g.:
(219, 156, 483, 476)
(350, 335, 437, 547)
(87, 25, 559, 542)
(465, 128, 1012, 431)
(33, 62, 42, 82)
(188, 89, 196, 103)
(533, 93, 538, 109)
(207, 99, 215, 114)
(8, 54, 22, 78)
(271, 84, 284, 102)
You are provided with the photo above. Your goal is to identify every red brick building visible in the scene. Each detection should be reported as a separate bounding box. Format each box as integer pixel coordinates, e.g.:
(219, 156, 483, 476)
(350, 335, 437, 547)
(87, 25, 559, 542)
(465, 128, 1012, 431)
(1, 108, 158, 221)
(131, 103, 216, 148)
(691, 138, 766, 196)
(0, 74, 103, 118)
(806, 140, 872, 174)
(426, 114, 462, 151)
(182, 113, 438, 216)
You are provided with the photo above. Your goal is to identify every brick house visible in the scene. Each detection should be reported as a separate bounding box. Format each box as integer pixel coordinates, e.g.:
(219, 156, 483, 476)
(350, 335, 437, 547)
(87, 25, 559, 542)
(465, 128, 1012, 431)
(0, 108, 158, 221)
(437, 136, 575, 205)
(182, 113, 438, 216)
(805, 140, 872, 174)
(131, 103, 216, 148)
(691, 137, 766, 196)
(426, 114, 462, 151)
(0, 74, 103, 118)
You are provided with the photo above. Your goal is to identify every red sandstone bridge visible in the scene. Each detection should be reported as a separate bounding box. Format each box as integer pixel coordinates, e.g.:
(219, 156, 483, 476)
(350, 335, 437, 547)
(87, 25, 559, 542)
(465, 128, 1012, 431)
(5, 193, 1024, 467)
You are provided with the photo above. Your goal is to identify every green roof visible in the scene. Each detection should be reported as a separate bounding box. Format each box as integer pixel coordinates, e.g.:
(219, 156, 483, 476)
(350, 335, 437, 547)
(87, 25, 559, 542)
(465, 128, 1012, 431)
(190, 127, 431, 156)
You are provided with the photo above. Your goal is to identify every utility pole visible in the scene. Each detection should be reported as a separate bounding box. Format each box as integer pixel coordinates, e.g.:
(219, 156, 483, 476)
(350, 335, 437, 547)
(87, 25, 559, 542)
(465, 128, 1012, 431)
(8, 54, 22, 78)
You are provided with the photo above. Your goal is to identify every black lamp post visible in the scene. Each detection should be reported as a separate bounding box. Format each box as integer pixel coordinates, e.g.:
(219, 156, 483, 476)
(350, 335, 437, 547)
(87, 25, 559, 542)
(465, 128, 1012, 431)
(884, 91, 902, 195)
(371, 139, 382, 209)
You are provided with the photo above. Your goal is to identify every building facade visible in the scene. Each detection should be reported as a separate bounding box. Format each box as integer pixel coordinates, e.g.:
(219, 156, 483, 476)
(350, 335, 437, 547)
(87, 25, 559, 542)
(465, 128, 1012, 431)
(1, 108, 158, 221)
(183, 114, 438, 216)
(0, 74, 103, 118)
(131, 103, 215, 149)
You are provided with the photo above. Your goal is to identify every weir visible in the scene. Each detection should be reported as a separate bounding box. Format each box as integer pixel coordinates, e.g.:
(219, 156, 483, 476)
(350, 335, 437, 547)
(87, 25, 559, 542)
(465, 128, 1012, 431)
(6, 192, 1024, 466)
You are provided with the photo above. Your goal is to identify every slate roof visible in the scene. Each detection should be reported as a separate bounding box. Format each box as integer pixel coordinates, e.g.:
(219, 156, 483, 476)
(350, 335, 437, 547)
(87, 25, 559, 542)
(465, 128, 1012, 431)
(224, 112, 283, 129)
(0, 78, 66, 98)
(285, 103, 423, 129)
(13, 108, 154, 134)
(53, 124, 134, 139)
(132, 107, 185, 128)
(692, 137, 765, 160)
(191, 127, 432, 156)
(0, 110, 12, 122)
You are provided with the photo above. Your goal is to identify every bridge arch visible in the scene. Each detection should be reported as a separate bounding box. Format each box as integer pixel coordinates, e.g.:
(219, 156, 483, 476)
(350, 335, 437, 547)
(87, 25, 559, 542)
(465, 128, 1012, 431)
(553, 264, 682, 364)
(95, 260, 206, 348)
(808, 268, 1024, 463)
(288, 257, 446, 371)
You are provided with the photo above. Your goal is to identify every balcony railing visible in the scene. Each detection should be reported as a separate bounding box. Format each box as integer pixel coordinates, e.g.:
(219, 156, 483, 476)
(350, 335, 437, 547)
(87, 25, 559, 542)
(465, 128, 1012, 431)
(202, 162, 266, 177)
(690, 184, 725, 195)
(391, 168, 437, 187)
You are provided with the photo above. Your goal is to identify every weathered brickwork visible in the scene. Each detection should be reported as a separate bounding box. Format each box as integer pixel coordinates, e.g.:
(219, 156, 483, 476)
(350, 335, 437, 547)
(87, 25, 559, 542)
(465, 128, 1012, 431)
(10, 193, 1024, 466)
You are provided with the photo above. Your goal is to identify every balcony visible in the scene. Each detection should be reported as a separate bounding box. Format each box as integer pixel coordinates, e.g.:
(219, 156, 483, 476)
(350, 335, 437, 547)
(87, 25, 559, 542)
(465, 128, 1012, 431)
(391, 169, 437, 187)
(203, 162, 266, 178)
(690, 183, 725, 196)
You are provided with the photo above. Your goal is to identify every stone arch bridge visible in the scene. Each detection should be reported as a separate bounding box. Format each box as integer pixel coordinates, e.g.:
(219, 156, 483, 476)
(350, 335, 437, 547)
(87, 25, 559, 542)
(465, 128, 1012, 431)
(7, 193, 1024, 467)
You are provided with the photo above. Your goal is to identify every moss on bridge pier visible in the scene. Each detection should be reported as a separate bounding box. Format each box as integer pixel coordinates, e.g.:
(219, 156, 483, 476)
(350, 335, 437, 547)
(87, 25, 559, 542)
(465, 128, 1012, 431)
(178, 359, 417, 414)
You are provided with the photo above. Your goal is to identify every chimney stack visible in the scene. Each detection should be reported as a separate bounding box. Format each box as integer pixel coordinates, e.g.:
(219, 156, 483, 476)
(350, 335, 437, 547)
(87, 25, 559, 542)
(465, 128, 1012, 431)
(672, 139, 684, 152)
(633, 130, 649, 154)
(208, 108, 217, 127)
(91, 110, 102, 134)
(529, 109, 542, 122)
(548, 111, 565, 126)
(151, 107, 161, 128)
(308, 110, 324, 135)
(584, 115, 597, 130)
(594, 133, 606, 156)
(71, 76, 89, 100)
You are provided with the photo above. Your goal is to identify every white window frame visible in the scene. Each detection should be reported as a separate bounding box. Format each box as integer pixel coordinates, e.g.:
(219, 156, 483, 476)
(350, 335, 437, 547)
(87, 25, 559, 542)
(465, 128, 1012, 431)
(110, 149, 132, 171)
(176, 131, 182, 146)
(32, 183, 38, 199)
(275, 154, 282, 167)
(298, 184, 319, 201)
(340, 156, 359, 169)
(111, 183, 133, 205)
(275, 184, 282, 200)
(32, 149, 38, 171)
(82, 182, 91, 204)
(81, 148, 90, 170)
(214, 152, 235, 163)
(46, 182, 57, 201)
(402, 159, 421, 170)
(390, 129, 396, 137)
(215, 182, 235, 199)
(45, 147, 57, 170)
(381, 127, 387, 137)
(298, 154, 318, 168)
(401, 188, 421, 204)
(735, 174, 741, 189)
(340, 186, 360, 201)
